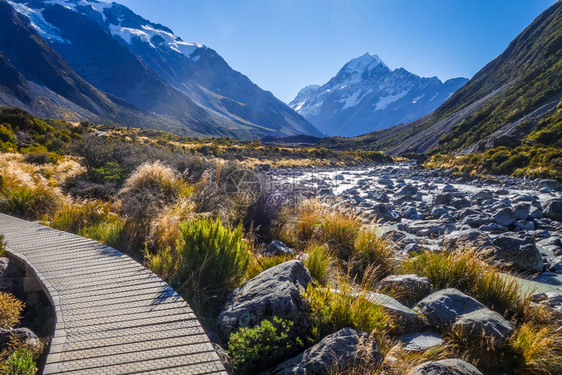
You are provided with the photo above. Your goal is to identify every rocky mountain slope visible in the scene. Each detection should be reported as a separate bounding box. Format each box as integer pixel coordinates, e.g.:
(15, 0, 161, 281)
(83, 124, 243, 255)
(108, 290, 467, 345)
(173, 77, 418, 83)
(289, 53, 468, 137)
(337, 1, 562, 156)
(0, 0, 321, 139)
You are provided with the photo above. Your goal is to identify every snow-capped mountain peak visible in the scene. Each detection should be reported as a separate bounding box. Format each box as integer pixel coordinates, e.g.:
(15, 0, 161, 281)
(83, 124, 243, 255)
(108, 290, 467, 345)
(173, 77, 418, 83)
(289, 53, 468, 137)
(8, 0, 205, 60)
(343, 52, 387, 73)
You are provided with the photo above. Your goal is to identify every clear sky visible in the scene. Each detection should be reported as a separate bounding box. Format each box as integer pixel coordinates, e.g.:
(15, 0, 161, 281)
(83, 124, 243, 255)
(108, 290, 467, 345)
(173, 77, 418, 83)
(118, 0, 556, 103)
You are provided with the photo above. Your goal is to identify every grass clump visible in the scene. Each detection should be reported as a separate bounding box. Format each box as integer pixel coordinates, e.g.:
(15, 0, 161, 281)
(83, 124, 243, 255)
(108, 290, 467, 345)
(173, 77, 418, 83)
(402, 250, 526, 319)
(303, 277, 390, 341)
(0, 292, 24, 329)
(353, 229, 394, 281)
(48, 200, 126, 248)
(511, 322, 562, 375)
(0, 184, 60, 220)
(148, 217, 251, 314)
(227, 317, 304, 374)
(303, 244, 334, 286)
(281, 199, 361, 260)
(245, 254, 294, 281)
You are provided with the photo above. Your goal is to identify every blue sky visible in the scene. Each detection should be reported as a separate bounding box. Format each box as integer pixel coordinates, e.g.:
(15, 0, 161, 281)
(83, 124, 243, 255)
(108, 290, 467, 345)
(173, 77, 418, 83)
(118, 0, 556, 103)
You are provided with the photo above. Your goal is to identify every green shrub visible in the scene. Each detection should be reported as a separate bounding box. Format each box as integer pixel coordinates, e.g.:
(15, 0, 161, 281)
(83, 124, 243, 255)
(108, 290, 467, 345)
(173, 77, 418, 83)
(148, 217, 251, 314)
(2, 348, 37, 375)
(227, 317, 304, 374)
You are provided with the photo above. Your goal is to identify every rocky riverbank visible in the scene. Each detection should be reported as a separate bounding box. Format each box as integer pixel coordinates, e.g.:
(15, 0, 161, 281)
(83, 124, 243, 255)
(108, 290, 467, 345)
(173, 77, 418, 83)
(268, 164, 562, 289)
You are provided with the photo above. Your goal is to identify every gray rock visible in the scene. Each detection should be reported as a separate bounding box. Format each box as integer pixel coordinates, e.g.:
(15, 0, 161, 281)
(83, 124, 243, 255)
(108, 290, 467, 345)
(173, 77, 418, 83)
(442, 184, 456, 192)
(217, 260, 313, 338)
(265, 328, 382, 375)
(0, 257, 20, 294)
(368, 191, 389, 203)
(397, 184, 418, 196)
(492, 207, 515, 227)
(550, 256, 562, 273)
(365, 292, 424, 332)
(434, 193, 454, 206)
(479, 223, 508, 233)
(263, 241, 294, 257)
(491, 236, 544, 273)
(378, 178, 394, 187)
(403, 207, 420, 220)
(451, 198, 471, 210)
(452, 309, 514, 348)
(529, 207, 543, 219)
(470, 190, 494, 204)
(514, 220, 535, 231)
(405, 220, 456, 237)
(461, 215, 489, 228)
(431, 207, 446, 218)
(538, 179, 562, 191)
(544, 199, 562, 222)
(441, 229, 493, 253)
(378, 274, 431, 307)
(372, 203, 398, 221)
(401, 333, 443, 352)
(414, 288, 486, 328)
(513, 203, 530, 221)
(408, 359, 483, 375)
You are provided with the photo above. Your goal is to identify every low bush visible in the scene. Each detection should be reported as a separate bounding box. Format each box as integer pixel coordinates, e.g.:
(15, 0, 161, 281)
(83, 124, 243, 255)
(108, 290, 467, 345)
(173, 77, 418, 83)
(148, 217, 251, 314)
(227, 317, 304, 374)
(119, 161, 184, 219)
(2, 348, 37, 375)
(0, 292, 23, 329)
(23, 153, 52, 166)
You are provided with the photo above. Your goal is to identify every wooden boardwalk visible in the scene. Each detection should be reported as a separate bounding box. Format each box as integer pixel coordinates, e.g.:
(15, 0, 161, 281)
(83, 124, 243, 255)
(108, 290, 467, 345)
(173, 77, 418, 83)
(0, 214, 227, 375)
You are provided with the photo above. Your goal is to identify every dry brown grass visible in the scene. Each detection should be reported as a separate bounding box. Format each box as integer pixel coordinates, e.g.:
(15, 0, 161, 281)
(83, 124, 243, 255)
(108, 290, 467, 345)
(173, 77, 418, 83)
(119, 161, 179, 199)
(280, 198, 361, 259)
(0, 292, 23, 329)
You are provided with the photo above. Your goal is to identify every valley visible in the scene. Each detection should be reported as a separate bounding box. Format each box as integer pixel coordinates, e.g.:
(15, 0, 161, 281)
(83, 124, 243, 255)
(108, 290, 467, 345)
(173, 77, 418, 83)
(0, 0, 561, 374)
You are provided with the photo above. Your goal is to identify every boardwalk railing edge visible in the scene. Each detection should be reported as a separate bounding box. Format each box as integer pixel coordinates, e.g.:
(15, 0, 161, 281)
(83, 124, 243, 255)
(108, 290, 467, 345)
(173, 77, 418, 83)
(4, 245, 68, 372)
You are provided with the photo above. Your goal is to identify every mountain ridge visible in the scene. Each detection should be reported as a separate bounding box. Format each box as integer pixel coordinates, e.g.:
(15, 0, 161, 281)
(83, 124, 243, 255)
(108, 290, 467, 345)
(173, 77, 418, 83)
(0, 0, 322, 139)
